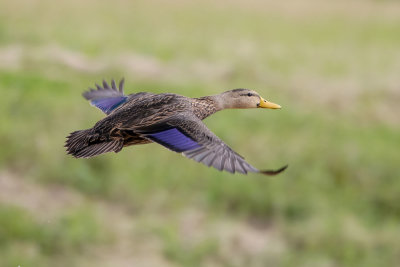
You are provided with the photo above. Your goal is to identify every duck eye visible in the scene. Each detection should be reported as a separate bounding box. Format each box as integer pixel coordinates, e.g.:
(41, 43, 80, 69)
(247, 93, 253, 97)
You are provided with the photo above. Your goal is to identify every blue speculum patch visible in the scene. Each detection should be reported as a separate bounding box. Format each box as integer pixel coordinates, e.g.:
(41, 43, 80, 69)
(91, 97, 127, 114)
(148, 128, 201, 152)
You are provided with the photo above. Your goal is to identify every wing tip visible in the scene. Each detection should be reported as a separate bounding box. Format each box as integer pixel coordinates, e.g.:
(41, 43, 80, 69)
(80, 78, 128, 114)
(119, 78, 125, 93)
(259, 164, 288, 176)
(82, 78, 126, 98)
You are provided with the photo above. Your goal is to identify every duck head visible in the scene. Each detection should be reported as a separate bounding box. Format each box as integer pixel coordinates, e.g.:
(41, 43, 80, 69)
(219, 89, 281, 109)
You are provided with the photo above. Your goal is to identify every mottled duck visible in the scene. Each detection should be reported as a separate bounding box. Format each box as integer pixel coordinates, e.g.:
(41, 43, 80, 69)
(65, 79, 287, 175)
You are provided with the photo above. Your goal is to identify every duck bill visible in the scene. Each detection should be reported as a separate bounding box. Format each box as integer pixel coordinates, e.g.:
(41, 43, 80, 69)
(258, 97, 281, 109)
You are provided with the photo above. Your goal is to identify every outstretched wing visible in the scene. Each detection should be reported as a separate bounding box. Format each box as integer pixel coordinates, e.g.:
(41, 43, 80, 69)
(135, 114, 287, 175)
(83, 79, 128, 115)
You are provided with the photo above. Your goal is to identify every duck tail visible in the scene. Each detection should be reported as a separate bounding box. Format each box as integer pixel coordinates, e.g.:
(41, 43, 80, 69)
(65, 129, 123, 158)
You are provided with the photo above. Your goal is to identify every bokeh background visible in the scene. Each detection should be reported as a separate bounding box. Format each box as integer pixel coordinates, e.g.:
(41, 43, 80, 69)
(1, 0, 400, 266)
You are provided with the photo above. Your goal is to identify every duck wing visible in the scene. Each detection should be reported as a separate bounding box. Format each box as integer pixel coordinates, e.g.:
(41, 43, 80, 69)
(135, 114, 287, 175)
(82, 79, 128, 115)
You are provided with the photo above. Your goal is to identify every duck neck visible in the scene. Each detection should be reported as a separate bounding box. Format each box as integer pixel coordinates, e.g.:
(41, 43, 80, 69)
(192, 95, 224, 120)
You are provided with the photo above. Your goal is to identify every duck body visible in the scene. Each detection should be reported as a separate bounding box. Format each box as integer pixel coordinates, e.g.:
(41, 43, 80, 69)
(89, 93, 217, 147)
(66, 79, 287, 175)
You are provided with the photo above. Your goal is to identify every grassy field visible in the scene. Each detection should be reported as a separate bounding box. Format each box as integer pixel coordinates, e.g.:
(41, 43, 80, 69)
(1, 0, 400, 266)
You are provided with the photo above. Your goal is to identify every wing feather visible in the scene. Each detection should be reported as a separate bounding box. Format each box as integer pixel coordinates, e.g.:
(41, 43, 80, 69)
(135, 114, 285, 175)
(83, 79, 127, 115)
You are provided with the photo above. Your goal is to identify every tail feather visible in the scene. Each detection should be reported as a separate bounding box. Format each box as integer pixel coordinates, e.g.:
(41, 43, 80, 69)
(65, 129, 123, 158)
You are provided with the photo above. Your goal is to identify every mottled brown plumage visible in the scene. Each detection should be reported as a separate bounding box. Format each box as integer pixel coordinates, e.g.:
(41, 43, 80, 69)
(65, 79, 287, 175)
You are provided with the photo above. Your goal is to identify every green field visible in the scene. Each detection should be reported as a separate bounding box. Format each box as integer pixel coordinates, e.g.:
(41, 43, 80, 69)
(1, 0, 400, 266)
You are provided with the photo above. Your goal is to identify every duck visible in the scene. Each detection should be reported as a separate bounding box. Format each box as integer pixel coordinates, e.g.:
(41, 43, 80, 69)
(65, 79, 287, 175)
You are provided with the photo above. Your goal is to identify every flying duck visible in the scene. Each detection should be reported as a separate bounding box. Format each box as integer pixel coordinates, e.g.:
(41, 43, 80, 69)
(65, 79, 287, 175)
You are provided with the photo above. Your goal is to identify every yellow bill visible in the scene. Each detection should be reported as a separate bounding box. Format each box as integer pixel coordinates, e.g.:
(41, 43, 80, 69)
(258, 97, 281, 109)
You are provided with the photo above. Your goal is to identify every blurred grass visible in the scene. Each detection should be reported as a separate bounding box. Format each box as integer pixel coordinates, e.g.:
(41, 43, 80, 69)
(1, 0, 400, 266)
(0, 204, 103, 266)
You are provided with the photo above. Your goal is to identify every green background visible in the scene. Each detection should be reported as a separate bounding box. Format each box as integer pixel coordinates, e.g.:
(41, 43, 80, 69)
(1, 0, 399, 266)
